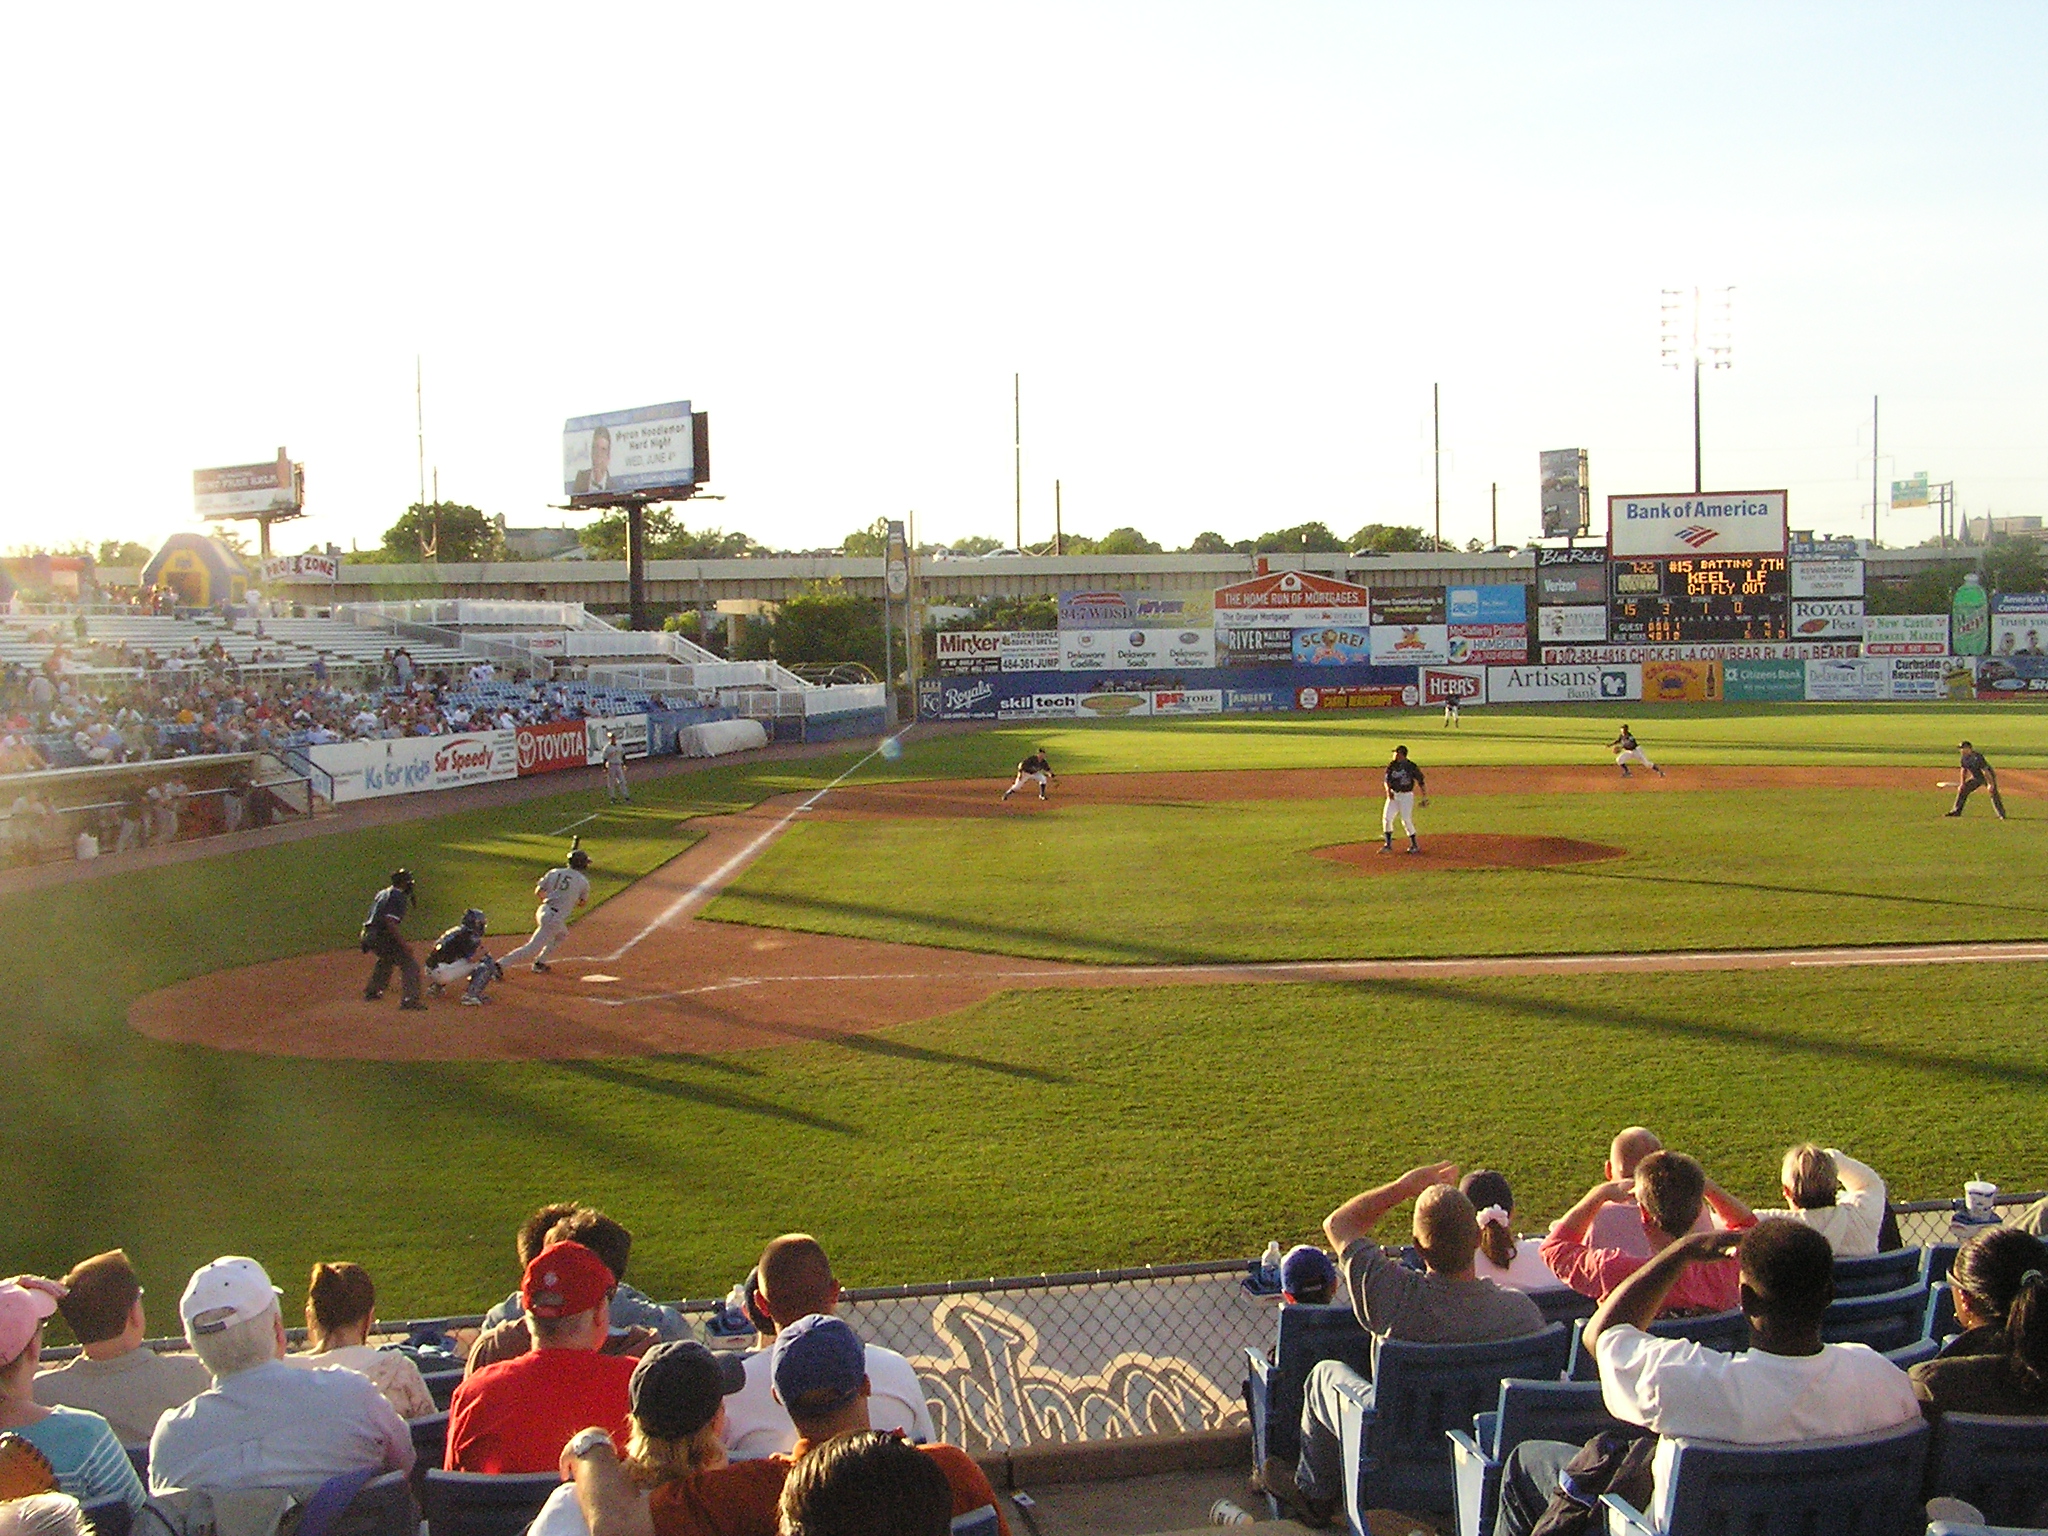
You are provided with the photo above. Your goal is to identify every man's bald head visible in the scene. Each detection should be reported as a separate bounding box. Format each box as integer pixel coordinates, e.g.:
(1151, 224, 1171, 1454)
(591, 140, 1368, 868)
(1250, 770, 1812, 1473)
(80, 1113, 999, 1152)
(1413, 1184, 1481, 1276)
(758, 1233, 839, 1328)
(1609, 1127, 1662, 1181)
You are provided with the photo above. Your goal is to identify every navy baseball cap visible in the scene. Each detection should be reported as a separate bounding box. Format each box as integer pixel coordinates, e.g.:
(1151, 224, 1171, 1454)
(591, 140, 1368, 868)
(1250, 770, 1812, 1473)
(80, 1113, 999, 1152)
(772, 1314, 867, 1415)
(628, 1340, 748, 1440)
(1280, 1245, 1336, 1300)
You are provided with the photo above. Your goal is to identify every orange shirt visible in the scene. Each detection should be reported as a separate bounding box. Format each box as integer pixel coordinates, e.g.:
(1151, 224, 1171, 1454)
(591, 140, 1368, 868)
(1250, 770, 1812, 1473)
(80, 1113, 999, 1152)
(646, 1437, 1008, 1536)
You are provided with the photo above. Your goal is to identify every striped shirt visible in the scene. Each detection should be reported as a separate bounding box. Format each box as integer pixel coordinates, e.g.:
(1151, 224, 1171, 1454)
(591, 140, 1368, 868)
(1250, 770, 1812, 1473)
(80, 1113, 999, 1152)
(19, 1405, 147, 1512)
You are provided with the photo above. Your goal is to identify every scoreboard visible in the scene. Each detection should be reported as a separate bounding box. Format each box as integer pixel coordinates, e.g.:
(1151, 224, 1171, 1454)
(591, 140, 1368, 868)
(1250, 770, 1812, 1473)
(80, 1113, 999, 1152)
(1609, 555, 1789, 643)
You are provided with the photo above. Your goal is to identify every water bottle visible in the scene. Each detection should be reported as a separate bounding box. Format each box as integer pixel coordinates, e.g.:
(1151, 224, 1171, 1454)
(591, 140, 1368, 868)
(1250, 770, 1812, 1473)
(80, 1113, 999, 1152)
(1262, 1240, 1283, 1272)
(1210, 1499, 1254, 1525)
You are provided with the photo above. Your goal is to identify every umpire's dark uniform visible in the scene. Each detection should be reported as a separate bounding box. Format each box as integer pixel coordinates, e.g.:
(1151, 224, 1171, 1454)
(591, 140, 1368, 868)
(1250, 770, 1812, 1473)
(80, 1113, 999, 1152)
(362, 869, 425, 1008)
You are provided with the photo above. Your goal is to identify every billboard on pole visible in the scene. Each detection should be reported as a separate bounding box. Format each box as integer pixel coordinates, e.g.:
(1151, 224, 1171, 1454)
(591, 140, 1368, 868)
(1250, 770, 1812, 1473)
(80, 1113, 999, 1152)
(195, 451, 300, 519)
(1540, 449, 1589, 538)
(1891, 473, 1931, 509)
(563, 401, 700, 503)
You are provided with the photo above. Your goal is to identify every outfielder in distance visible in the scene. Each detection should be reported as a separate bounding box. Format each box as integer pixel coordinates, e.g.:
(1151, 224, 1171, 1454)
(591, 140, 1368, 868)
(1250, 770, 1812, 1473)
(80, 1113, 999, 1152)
(1945, 740, 2008, 820)
(1380, 745, 1426, 855)
(1001, 747, 1056, 803)
(1609, 723, 1666, 779)
(603, 729, 630, 802)
(499, 839, 592, 974)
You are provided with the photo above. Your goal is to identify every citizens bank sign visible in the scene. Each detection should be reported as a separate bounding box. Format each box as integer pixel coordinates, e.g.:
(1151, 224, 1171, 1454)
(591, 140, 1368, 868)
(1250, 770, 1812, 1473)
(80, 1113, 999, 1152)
(1607, 490, 1787, 558)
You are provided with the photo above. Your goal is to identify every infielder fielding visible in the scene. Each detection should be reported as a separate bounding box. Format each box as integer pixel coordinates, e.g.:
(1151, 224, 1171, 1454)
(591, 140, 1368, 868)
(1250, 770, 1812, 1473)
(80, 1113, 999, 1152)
(603, 730, 630, 802)
(1001, 748, 1056, 802)
(1608, 724, 1665, 778)
(360, 868, 426, 1010)
(425, 908, 503, 1006)
(1380, 745, 1426, 854)
(500, 841, 592, 972)
(1946, 740, 2008, 819)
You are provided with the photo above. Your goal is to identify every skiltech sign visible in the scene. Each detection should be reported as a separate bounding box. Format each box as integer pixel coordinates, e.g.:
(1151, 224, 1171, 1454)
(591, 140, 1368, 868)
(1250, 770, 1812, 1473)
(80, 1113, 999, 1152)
(1607, 491, 1787, 559)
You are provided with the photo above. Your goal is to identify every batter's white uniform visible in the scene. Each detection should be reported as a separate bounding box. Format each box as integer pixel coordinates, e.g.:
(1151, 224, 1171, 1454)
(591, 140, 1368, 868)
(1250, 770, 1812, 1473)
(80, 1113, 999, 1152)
(500, 865, 590, 967)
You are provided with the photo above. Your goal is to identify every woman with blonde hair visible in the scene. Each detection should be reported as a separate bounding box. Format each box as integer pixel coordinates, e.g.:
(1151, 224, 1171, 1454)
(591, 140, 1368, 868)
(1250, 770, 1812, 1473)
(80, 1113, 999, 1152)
(287, 1263, 435, 1419)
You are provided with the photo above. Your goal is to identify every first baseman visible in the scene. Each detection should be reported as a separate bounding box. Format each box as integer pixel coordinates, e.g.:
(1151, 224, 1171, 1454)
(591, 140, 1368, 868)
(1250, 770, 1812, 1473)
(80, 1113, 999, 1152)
(499, 841, 592, 972)
(1946, 740, 2007, 819)
(1608, 724, 1665, 778)
(1002, 748, 1056, 802)
(603, 730, 630, 802)
(1380, 745, 1426, 854)
(425, 907, 503, 1005)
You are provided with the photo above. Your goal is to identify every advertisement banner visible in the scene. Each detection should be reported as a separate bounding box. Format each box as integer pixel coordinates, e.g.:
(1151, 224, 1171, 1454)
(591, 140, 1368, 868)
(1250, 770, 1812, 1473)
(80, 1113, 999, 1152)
(260, 554, 337, 584)
(1641, 660, 1722, 703)
(195, 455, 298, 520)
(306, 738, 435, 803)
(1294, 683, 1419, 710)
(1291, 626, 1373, 666)
(1224, 686, 1289, 712)
(1057, 590, 1213, 629)
(1060, 629, 1213, 670)
(1002, 632, 1062, 671)
(1791, 560, 1865, 599)
(1446, 585, 1527, 664)
(1990, 594, 2048, 658)
(1076, 689, 1152, 719)
(1862, 614, 1948, 655)
(1446, 627, 1525, 664)
(924, 676, 999, 719)
(1487, 664, 1642, 703)
(1541, 448, 1589, 539)
(432, 731, 519, 789)
(1369, 624, 1449, 665)
(1607, 491, 1788, 558)
(1150, 689, 1224, 716)
(1723, 660, 1807, 702)
(1370, 589, 1445, 624)
(936, 632, 1005, 673)
(1805, 659, 1893, 702)
(1218, 627, 1294, 667)
(1974, 655, 2048, 698)
(1538, 606, 1607, 643)
(1791, 599, 1866, 640)
(1536, 547, 1608, 604)
(563, 400, 696, 500)
(1419, 666, 1486, 706)
(1540, 641, 1863, 663)
(1447, 585, 1525, 623)
(1212, 570, 1370, 620)
(516, 720, 590, 777)
(585, 715, 649, 763)
(1888, 656, 1948, 700)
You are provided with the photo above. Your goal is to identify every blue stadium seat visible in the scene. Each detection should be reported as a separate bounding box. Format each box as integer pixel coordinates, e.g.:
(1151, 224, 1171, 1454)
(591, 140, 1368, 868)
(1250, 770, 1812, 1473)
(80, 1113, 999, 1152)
(1567, 1311, 1750, 1381)
(1532, 1287, 1598, 1328)
(952, 1509, 1002, 1536)
(422, 1368, 464, 1411)
(1834, 1246, 1923, 1297)
(1923, 1244, 1961, 1286)
(1245, 1303, 1372, 1468)
(1448, 1379, 1622, 1536)
(1926, 1412, 2048, 1528)
(1600, 1420, 1931, 1536)
(409, 1411, 450, 1471)
(300, 1469, 417, 1536)
(420, 1471, 562, 1536)
(1323, 1324, 1572, 1521)
(123, 1443, 147, 1479)
(1821, 1283, 1931, 1353)
(1886, 1337, 1941, 1369)
(1926, 1525, 2048, 1536)
(1927, 1283, 1959, 1345)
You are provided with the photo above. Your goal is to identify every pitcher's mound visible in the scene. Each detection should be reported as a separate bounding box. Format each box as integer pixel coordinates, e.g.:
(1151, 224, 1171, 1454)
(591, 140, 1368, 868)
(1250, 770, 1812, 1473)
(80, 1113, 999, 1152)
(1314, 834, 1626, 872)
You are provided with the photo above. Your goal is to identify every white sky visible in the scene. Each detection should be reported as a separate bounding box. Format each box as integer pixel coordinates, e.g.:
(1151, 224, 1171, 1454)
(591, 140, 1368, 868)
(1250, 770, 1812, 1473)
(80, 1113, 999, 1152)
(4, 3, 2044, 558)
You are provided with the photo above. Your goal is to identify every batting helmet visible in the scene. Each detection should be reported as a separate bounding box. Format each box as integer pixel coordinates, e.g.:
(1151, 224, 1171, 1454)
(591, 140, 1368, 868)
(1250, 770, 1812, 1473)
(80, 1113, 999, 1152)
(390, 868, 415, 892)
(568, 849, 591, 870)
(461, 908, 486, 933)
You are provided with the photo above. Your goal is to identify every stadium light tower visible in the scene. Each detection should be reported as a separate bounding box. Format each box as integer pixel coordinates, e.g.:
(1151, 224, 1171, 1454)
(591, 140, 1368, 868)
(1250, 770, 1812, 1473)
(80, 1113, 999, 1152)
(1660, 286, 1734, 493)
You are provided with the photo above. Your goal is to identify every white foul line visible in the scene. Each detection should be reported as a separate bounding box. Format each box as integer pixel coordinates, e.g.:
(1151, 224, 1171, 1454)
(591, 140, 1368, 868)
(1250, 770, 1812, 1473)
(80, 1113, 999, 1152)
(581, 727, 917, 963)
(546, 811, 603, 838)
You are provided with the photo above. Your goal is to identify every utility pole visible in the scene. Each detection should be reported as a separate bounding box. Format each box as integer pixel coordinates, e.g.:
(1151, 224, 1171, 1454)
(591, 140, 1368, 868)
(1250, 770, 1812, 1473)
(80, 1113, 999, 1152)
(1432, 383, 1441, 551)
(1871, 395, 1880, 546)
(1054, 479, 1063, 556)
(1013, 373, 1022, 552)
(1692, 358, 1703, 493)
(415, 356, 426, 509)
(1491, 481, 1498, 549)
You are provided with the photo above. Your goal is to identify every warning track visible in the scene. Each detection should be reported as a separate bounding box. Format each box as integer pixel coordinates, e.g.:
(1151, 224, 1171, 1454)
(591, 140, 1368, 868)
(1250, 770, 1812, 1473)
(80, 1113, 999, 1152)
(128, 764, 2045, 1061)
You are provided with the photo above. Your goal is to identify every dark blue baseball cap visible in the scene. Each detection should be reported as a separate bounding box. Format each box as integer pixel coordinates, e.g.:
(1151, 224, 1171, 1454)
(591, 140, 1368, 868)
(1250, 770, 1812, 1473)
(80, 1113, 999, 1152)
(1281, 1245, 1337, 1300)
(771, 1314, 867, 1415)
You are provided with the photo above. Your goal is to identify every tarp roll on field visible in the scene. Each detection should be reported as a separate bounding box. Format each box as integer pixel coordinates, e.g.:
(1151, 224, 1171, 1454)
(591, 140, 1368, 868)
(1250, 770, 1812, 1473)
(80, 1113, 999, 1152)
(677, 719, 770, 758)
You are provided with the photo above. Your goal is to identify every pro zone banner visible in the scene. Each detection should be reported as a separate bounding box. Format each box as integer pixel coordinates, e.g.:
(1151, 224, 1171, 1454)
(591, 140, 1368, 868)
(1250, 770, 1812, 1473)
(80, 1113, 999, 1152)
(516, 720, 589, 777)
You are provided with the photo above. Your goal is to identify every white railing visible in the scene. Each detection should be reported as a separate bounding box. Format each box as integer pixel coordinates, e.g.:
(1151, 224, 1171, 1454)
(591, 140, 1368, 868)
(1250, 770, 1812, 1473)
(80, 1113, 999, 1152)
(337, 599, 591, 630)
(805, 682, 887, 717)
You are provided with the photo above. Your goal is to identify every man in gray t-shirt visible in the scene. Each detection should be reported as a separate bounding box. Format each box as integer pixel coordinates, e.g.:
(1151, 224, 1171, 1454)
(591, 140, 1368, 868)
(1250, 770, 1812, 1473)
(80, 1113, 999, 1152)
(1260, 1161, 1544, 1527)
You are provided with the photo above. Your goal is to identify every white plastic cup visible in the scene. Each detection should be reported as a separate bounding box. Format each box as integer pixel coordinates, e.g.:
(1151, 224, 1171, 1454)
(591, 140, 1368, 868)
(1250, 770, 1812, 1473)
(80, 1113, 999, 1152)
(1965, 1180, 1998, 1218)
(1210, 1500, 1254, 1526)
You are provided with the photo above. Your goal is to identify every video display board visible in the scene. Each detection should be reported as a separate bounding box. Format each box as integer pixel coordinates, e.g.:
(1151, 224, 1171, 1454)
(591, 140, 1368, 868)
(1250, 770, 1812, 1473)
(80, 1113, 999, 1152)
(1609, 555, 1790, 644)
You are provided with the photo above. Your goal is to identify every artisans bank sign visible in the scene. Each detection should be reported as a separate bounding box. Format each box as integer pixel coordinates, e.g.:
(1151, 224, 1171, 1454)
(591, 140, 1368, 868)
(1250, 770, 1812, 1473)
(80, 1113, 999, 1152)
(1607, 491, 1787, 558)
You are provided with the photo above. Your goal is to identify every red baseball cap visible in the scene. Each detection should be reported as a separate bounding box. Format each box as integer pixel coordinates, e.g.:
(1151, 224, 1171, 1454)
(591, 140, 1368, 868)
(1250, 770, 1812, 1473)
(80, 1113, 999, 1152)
(522, 1241, 613, 1319)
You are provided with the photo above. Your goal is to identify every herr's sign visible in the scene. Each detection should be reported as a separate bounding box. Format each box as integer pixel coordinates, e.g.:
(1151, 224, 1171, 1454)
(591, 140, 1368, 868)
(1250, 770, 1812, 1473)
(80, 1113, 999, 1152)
(1607, 491, 1788, 559)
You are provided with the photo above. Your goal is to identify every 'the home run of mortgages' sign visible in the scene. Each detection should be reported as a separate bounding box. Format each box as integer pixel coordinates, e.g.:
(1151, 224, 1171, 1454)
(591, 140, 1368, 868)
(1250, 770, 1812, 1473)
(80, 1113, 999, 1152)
(1607, 491, 1788, 558)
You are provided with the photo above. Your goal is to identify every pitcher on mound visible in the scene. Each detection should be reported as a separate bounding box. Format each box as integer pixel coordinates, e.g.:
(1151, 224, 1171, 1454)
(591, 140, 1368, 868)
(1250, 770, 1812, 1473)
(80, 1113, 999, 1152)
(1380, 745, 1427, 855)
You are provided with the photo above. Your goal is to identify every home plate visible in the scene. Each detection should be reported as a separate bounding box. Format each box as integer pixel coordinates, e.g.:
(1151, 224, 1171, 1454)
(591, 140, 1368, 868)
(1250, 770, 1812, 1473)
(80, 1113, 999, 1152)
(580, 974, 620, 984)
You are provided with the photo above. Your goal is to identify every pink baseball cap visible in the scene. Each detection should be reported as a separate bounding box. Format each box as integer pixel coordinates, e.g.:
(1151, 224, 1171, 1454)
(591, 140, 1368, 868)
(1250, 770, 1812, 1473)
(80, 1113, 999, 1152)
(0, 1278, 62, 1362)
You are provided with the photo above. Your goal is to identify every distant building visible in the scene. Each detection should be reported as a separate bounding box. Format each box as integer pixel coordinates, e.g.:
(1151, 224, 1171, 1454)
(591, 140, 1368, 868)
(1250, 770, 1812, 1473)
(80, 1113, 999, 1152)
(1966, 515, 2045, 542)
(494, 516, 585, 560)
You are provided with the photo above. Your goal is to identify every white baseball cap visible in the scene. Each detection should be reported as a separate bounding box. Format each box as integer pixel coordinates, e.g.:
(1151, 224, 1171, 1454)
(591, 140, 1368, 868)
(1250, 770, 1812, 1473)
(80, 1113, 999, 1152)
(179, 1256, 282, 1336)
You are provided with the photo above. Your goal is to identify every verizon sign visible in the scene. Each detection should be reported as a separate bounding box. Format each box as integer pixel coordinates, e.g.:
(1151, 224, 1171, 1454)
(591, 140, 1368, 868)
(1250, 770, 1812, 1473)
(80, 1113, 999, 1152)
(1607, 491, 1788, 558)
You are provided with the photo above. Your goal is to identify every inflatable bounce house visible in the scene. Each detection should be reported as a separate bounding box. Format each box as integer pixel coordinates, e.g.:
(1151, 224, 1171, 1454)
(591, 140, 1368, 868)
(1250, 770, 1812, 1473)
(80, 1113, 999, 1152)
(0, 553, 96, 607)
(140, 534, 251, 608)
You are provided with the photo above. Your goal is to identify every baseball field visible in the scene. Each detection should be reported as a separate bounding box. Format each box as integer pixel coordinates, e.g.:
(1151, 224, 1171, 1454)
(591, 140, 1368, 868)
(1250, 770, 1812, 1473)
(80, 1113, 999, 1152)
(10, 703, 2048, 1326)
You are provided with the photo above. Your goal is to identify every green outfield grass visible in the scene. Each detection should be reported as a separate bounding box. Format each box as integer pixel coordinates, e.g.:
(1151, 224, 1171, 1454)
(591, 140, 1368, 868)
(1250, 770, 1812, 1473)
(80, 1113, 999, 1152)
(8, 707, 2048, 1323)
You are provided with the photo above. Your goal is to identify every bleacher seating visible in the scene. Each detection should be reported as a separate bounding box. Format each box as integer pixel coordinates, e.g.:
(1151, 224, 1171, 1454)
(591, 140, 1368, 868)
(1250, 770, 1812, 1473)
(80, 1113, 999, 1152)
(1927, 1283, 1959, 1345)
(1926, 1413, 2048, 1528)
(1448, 1379, 1624, 1536)
(1567, 1310, 1749, 1381)
(1821, 1283, 1932, 1353)
(1833, 1246, 1923, 1297)
(1245, 1303, 1375, 1469)
(409, 1411, 451, 1472)
(1319, 1324, 1572, 1521)
(422, 1369, 464, 1411)
(419, 1470, 561, 1536)
(1599, 1421, 1931, 1536)
(1924, 1244, 1961, 1286)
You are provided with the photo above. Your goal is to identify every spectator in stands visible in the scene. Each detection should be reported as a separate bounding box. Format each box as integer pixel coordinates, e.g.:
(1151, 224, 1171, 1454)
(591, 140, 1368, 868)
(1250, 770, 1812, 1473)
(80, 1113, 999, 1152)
(31, 1250, 211, 1445)
(1259, 1162, 1544, 1527)
(724, 1235, 935, 1461)
(0, 1278, 145, 1512)
(0, 1492, 89, 1536)
(1279, 1246, 1336, 1306)
(1571, 1125, 1717, 1257)
(285, 1263, 435, 1419)
(149, 1257, 411, 1493)
(445, 1241, 636, 1474)
(1911, 1226, 2048, 1417)
(1541, 1150, 1755, 1313)
(470, 1206, 686, 1375)
(776, 1431, 953, 1536)
(529, 1340, 748, 1536)
(1768, 1144, 1887, 1257)
(1495, 1220, 1922, 1536)
(562, 1315, 1006, 1536)
(1460, 1170, 1570, 1295)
